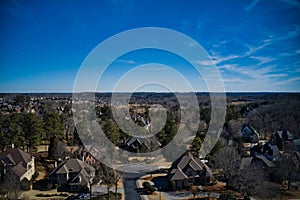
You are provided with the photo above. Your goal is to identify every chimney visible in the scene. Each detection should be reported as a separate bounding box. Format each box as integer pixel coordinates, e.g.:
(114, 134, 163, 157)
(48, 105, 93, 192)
(11, 142, 14, 149)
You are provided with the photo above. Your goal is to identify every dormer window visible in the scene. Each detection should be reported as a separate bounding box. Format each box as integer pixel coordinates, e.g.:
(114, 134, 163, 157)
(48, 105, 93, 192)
(185, 167, 194, 177)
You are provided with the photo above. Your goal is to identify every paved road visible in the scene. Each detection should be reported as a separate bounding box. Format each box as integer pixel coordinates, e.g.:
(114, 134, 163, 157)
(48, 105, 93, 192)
(123, 172, 143, 200)
(119, 165, 160, 200)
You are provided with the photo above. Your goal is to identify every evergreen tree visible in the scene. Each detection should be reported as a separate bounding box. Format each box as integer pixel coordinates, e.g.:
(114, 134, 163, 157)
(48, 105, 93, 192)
(43, 112, 65, 140)
(21, 113, 44, 152)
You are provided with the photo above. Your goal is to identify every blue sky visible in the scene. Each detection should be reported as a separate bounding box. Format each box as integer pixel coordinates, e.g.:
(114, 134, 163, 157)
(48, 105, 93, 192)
(0, 0, 300, 92)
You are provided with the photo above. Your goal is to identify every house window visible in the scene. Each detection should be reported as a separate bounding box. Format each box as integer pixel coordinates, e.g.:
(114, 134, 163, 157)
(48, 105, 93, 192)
(185, 167, 194, 177)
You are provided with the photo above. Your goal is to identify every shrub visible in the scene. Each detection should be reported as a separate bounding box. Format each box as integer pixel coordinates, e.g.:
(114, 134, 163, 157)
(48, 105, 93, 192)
(168, 180, 176, 191)
(218, 191, 237, 200)
(142, 182, 157, 194)
(32, 172, 39, 180)
(20, 178, 31, 191)
(32, 179, 53, 191)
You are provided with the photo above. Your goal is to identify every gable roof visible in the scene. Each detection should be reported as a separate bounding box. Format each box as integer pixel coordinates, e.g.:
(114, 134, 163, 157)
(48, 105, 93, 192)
(240, 155, 275, 169)
(241, 125, 260, 137)
(0, 148, 32, 165)
(0, 148, 33, 178)
(49, 158, 95, 177)
(126, 137, 151, 148)
(272, 130, 294, 140)
(169, 153, 213, 181)
(11, 162, 27, 177)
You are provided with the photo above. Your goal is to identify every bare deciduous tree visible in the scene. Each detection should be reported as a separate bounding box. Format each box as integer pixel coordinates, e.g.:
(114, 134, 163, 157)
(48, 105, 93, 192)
(0, 174, 22, 200)
(211, 146, 240, 189)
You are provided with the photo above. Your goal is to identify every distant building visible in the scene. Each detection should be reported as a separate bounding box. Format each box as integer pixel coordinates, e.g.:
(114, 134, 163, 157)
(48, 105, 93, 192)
(250, 142, 280, 161)
(240, 155, 275, 169)
(0, 148, 35, 181)
(271, 130, 294, 150)
(49, 158, 95, 192)
(167, 153, 213, 189)
(241, 125, 260, 143)
(123, 136, 161, 153)
(292, 139, 300, 152)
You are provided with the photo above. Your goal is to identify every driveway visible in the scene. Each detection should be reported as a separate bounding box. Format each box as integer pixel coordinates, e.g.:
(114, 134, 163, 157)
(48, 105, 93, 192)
(118, 164, 160, 200)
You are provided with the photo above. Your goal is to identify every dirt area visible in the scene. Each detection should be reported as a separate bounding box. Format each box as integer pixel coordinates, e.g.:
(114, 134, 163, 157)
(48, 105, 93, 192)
(202, 181, 226, 192)
(35, 162, 47, 180)
(147, 191, 168, 200)
(229, 101, 249, 106)
(278, 189, 300, 200)
(37, 145, 49, 153)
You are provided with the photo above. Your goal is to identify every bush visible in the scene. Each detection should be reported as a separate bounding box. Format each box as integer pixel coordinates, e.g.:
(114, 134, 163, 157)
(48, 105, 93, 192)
(142, 182, 157, 194)
(168, 180, 176, 191)
(32, 172, 39, 180)
(36, 193, 68, 197)
(218, 191, 237, 200)
(20, 178, 31, 191)
(32, 179, 53, 191)
(195, 197, 209, 200)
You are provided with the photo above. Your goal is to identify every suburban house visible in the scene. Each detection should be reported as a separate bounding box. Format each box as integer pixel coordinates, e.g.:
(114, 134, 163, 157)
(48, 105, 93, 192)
(240, 155, 275, 170)
(123, 136, 161, 153)
(271, 130, 294, 150)
(0, 148, 35, 182)
(49, 158, 95, 192)
(241, 125, 260, 143)
(74, 144, 100, 166)
(250, 142, 280, 161)
(167, 153, 213, 189)
(292, 139, 300, 152)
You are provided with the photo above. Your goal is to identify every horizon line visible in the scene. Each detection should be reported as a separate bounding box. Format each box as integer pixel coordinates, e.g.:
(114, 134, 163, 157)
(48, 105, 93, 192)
(1, 91, 300, 94)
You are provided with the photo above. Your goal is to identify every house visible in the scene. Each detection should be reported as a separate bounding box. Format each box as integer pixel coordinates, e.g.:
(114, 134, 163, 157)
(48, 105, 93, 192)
(74, 144, 100, 166)
(49, 158, 95, 192)
(124, 136, 161, 153)
(271, 130, 294, 150)
(0, 148, 35, 181)
(240, 155, 275, 170)
(291, 151, 300, 166)
(250, 142, 280, 161)
(167, 153, 213, 189)
(241, 125, 260, 143)
(292, 139, 300, 152)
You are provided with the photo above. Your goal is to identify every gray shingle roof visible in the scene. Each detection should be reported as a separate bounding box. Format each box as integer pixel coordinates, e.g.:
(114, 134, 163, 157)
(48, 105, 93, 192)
(49, 158, 95, 183)
(0, 148, 33, 178)
(169, 153, 213, 181)
(240, 155, 275, 169)
(0, 148, 32, 165)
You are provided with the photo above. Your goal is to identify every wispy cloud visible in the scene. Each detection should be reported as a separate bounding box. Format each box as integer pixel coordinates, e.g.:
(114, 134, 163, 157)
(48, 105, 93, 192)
(116, 59, 136, 64)
(245, 0, 261, 12)
(250, 56, 276, 65)
(279, 0, 300, 8)
(276, 77, 300, 85)
(264, 25, 300, 43)
(195, 54, 238, 66)
(218, 64, 287, 79)
(136, 66, 170, 71)
(8, 0, 33, 19)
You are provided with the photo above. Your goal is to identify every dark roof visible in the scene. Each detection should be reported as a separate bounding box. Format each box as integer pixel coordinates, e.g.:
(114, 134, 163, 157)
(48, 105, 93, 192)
(240, 155, 275, 169)
(0, 148, 32, 165)
(0, 148, 33, 178)
(169, 153, 213, 181)
(11, 162, 27, 177)
(126, 137, 151, 149)
(49, 158, 95, 179)
(241, 125, 260, 137)
(272, 130, 294, 140)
